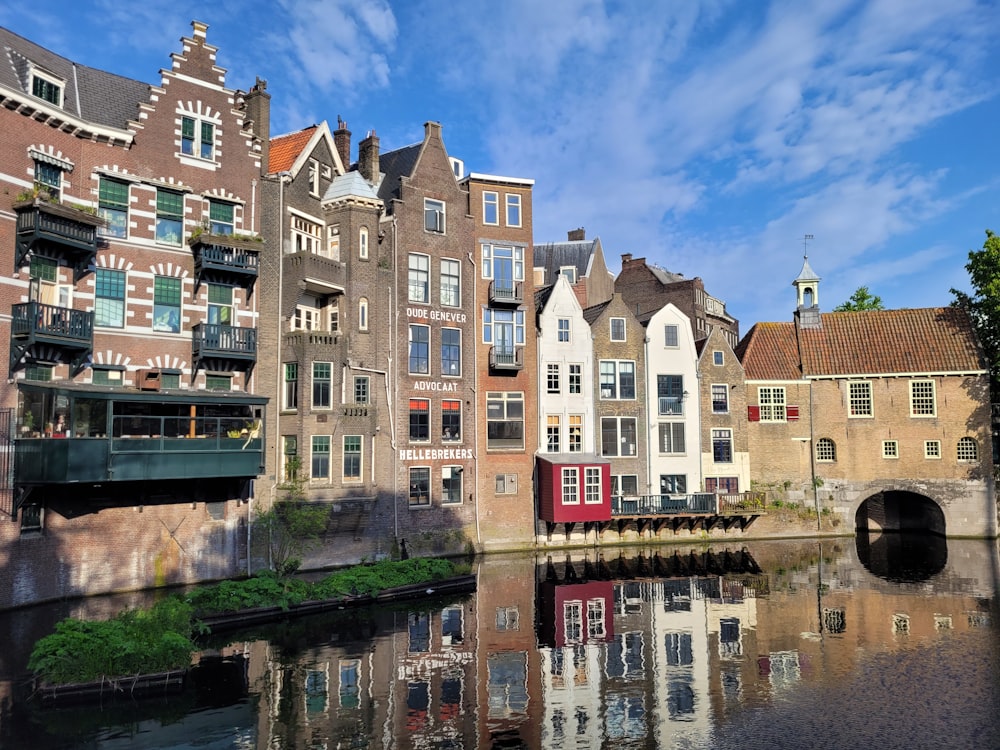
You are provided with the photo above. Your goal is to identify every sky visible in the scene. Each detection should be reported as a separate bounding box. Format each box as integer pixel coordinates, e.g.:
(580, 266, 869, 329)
(3, 0, 999, 330)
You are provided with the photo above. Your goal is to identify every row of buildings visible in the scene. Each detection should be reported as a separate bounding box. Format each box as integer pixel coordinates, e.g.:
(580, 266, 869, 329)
(0, 22, 993, 608)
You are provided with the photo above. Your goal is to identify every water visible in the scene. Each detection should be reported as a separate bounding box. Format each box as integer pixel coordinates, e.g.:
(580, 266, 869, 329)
(1, 535, 998, 749)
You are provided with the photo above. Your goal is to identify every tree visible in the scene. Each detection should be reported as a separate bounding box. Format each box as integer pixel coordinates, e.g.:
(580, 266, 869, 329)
(952, 229, 1000, 396)
(834, 286, 884, 312)
(255, 457, 329, 575)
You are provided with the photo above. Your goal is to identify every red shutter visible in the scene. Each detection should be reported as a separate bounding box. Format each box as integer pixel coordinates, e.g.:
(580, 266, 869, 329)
(748, 405, 760, 422)
(787, 405, 800, 421)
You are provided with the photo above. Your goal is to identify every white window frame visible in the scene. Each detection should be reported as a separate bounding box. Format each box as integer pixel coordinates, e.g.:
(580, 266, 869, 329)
(506, 193, 522, 227)
(758, 387, 787, 422)
(849, 381, 873, 418)
(910, 380, 936, 417)
(343, 435, 363, 482)
(308, 158, 321, 196)
(924, 440, 941, 459)
(599, 360, 636, 400)
(713, 351, 724, 366)
(584, 468, 602, 505)
(664, 324, 679, 348)
(359, 226, 369, 259)
(711, 384, 729, 414)
(408, 253, 430, 303)
(440, 258, 461, 307)
(30, 68, 64, 107)
(882, 440, 899, 459)
(957, 437, 978, 462)
(816, 437, 836, 462)
(610, 317, 626, 342)
(557, 318, 570, 342)
(424, 198, 445, 234)
(561, 467, 580, 505)
(602, 417, 638, 457)
(483, 191, 499, 225)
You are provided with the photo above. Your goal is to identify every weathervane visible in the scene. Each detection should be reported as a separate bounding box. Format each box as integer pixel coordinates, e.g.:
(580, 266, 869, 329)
(802, 234, 814, 259)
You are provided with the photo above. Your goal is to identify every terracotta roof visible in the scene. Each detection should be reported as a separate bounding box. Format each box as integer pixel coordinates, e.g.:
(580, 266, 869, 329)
(737, 307, 985, 381)
(798, 307, 984, 376)
(268, 126, 317, 174)
(737, 322, 802, 380)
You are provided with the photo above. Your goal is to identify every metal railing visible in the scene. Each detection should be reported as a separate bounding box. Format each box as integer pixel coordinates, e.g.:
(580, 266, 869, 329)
(609, 491, 766, 516)
(11, 301, 93, 342)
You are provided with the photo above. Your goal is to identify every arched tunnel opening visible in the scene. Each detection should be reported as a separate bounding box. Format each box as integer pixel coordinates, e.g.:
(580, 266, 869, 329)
(855, 490, 948, 582)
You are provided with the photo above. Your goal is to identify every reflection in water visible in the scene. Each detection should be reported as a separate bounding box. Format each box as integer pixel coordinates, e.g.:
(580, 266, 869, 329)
(1, 538, 999, 749)
(856, 530, 948, 581)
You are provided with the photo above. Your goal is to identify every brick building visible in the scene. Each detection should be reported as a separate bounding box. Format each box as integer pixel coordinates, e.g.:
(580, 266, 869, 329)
(534, 229, 615, 309)
(737, 258, 995, 537)
(0, 22, 269, 606)
(616, 253, 739, 349)
(697, 326, 750, 493)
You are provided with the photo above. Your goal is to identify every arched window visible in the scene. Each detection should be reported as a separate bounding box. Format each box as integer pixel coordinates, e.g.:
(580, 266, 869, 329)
(359, 297, 368, 331)
(359, 226, 369, 259)
(957, 437, 978, 462)
(815, 437, 836, 462)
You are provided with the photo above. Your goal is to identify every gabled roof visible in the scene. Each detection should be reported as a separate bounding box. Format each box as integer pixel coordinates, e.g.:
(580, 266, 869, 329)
(268, 126, 317, 174)
(0, 26, 148, 134)
(377, 143, 421, 204)
(582, 299, 612, 325)
(737, 307, 985, 381)
(534, 239, 600, 283)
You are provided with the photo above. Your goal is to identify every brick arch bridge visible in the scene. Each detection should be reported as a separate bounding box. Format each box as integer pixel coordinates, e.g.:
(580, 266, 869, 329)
(854, 488, 947, 536)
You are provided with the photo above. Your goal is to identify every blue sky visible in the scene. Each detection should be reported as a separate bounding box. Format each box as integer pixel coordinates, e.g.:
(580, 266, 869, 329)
(3, 0, 998, 329)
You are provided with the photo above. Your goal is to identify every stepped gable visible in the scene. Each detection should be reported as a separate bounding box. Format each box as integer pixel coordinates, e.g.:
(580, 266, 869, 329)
(798, 307, 985, 376)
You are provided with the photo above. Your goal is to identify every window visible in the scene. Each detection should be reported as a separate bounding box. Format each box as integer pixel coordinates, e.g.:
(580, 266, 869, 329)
(611, 475, 639, 497)
(409, 325, 430, 374)
(610, 317, 626, 342)
(442, 400, 461, 441)
(849, 381, 873, 417)
(910, 380, 936, 417)
(483, 191, 499, 225)
(91, 367, 124, 386)
(957, 437, 979, 461)
(568, 415, 582, 453)
(558, 318, 570, 342)
(482, 309, 525, 352)
(712, 429, 733, 463)
(32, 72, 62, 106)
(816, 437, 836, 462)
(292, 215, 322, 254)
(31, 255, 57, 283)
(160, 372, 181, 389)
(713, 351, 724, 366)
(496, 606, 519, 630)
(312, 362, 332, 409)
(209, 200, 234, 235)
(924, 440, 941, 459)
(292, 302, 320, 331)
(560, 266, 577, 284)
(487, 392, 524, 450)
(353, 376, 369, 404)
(98, 178, 129, 238)
(24, 364, 52, 382)
(711, 384, 729, 413)
(155, 189, 184, 246)
(481, 244, 524, 282)
(547, 415, 561, 453)
(660, 474, 687, 494)
(35, 161, 61, 200)
(562, 468, 579, 505)
(311, 436, 331, 480)
(758, 387, 786, 422)
(283, 363, 298, 410)
(506, 194, 522, 227)
(882, 440, 898, 459)
(152, 276, 181, 332)
(408, 253, 430, 303)
(424, 198, 445, 233)
(442, 467, 463, 505)
(658, 423, 685, 454)
(308, 158, 320, 195)
(329, 300, 339, 332)
(441, 328, 461, 376)
(664, 324, 679, 347)
(657, 375, 684, 415)
(409, 398, 430, 442)
(339, 660, 360, 708)
(600, 361, 636, 400)
(182, 116, 214, 160)
(343, 436, 362, 481)
(440, 259, 461, 307)
(585, 468, 602, 505)
(95, 268, 126, 328)
(409, 467, 431, 506)
(358, 226, 368, 259)
(602, 417, 637, 457)
(569, 364, 582, 394)
(359, 298, 369, 331)
(207, 284, 233, 325)
(281, 437, 298, 482)
(205, 374, 231, 391)
(495, 474, 517, 494)
(547, 364, 560, 393)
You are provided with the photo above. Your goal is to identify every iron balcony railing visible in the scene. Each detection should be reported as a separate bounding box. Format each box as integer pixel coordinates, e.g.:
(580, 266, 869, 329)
(191, 323, 257, 360)
(11, 301, 93, 343)
(488, 280, 523, 305)
(489, 344, 524, 370)
(610, 492, 766, 516)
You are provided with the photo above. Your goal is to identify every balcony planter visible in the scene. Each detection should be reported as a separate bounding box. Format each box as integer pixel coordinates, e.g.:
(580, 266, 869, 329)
(187, 230, 264, 252)
(12, 193, 104, 228)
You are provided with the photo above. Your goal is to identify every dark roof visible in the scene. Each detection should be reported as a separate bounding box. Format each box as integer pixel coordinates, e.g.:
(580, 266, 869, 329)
(534, 284, 555, 312)
(738, 307, 985, 380)
(0, 27, 149, 131)
(582, 299, 612, 325)
(534, 239, 599, 284)
(377, 143, 421, 205)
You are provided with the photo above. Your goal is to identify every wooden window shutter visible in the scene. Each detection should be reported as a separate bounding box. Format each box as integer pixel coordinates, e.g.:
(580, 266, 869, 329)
(787, 405, 800, 421)
(748, 405, 761, 422)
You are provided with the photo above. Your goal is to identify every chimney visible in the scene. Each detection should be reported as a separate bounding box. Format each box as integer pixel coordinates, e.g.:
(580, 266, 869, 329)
(621, 253, 633, 264)
(243, 77, 270, 171)
(359, 129, 380, 184)
(334, 116, 351, 171)
(568, 228, 586, 241)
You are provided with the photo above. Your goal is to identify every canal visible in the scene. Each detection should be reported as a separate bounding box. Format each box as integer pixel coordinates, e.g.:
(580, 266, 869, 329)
(1, 534, 998, 749)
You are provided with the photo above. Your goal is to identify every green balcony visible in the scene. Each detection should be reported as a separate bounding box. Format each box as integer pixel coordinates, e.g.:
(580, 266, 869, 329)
(13, 197, 101, 278)
(192, 323, 257, 374)
(9, 301, 93, 375)
(190, 233, 261, 293)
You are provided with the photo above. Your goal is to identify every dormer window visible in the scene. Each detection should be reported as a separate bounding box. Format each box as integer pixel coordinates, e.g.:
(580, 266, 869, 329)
(31, 70, 63, 107)
(559, 266, 577, 284)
